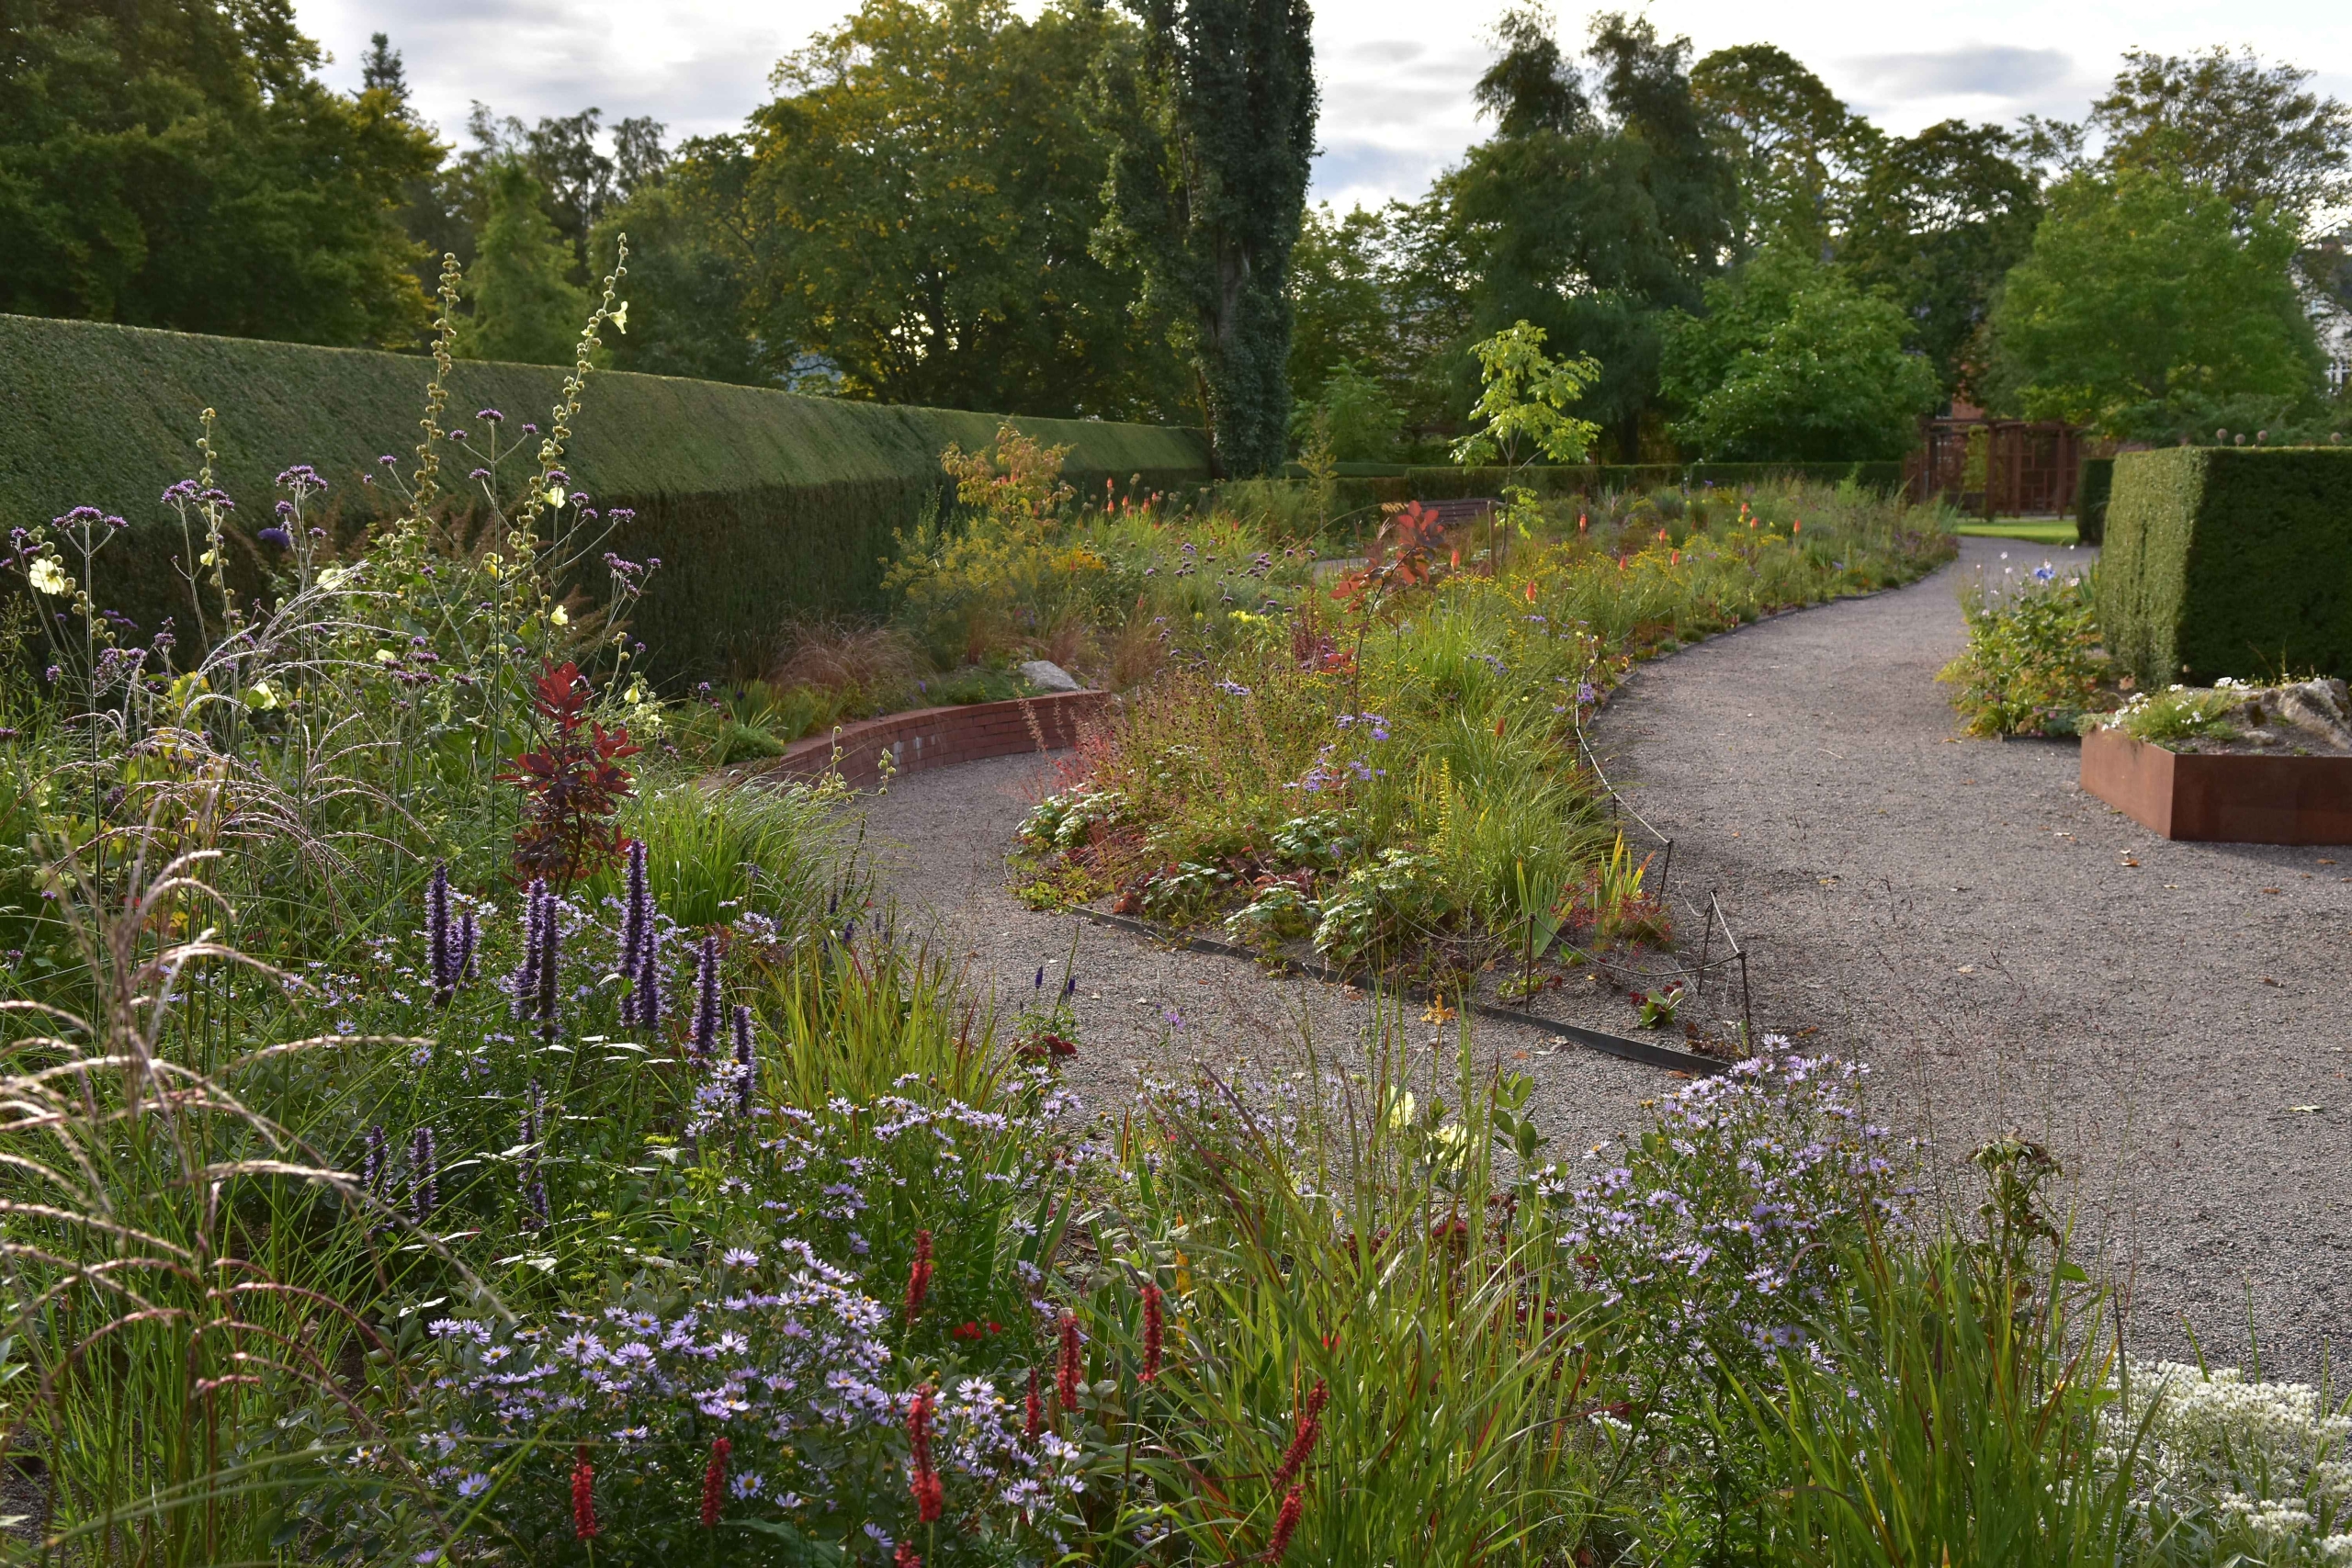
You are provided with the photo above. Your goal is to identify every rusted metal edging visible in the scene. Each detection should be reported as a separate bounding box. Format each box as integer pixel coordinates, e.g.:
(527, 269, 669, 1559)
(1076, 908, 1728, 1077)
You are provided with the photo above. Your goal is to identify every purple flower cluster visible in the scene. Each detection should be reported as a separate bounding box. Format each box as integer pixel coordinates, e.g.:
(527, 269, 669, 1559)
(510, 879, 563, 1041)
(1553, 1045, 1905, 1380)
(617, 840, 662, 1032)
(424, 862, 479, 1007)
(688, 934, 722, 1060)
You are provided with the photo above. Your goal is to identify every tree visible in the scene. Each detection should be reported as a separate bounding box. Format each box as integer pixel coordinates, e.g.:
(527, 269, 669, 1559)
(1987, 168, 2324, 439)
(1098, 0, 1319, 475)
(1287, 360, 1403, 460)
(360, 32, 409, 104)
(1437, 9, 1736, 459)
(2086, 48, 2352, 237)
(1286, 204, 1399, 416)
(592, 144, 763, 386)
(1839, 121, 2041, 400)
(458, 161, 591, 366)
(0, 0, 442, 346)
(1450, 321, 1601, 468)
(739, 0, 1183, 420)
(1690, 44, 1873, 258)
(1660, 245, 1938, 459)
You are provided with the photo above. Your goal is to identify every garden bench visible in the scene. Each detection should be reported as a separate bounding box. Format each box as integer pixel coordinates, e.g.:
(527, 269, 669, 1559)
(1415, 497, 1500, 525)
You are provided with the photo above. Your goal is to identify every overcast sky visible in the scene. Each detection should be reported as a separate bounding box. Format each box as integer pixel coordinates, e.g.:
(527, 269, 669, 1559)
(301, 0, 2352, 212)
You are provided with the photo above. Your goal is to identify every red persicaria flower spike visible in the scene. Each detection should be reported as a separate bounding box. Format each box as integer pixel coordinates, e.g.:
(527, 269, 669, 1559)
(1265, 1483, 1304, 1562)
(700, 1436, 729, 1529)
(894, 1544, 923, 1568)
(1272, 1379, 1328, 1493)
(907, 1383, 942, 1522)
(1139, 1282, 1164, 1383)
(571, 1445, 598, 1540)
(1057, 1311, 1083, 1415)
(1024, 1365, 1045, 1440)
(904, 1230, 933, 1322)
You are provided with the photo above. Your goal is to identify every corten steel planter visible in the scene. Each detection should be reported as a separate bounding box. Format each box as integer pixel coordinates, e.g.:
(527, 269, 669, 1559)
(2080, 725, 2352, 844)
(720, 690, 1114, 792)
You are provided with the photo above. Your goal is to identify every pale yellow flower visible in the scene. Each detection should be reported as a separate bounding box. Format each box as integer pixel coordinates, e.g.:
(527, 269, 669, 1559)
(549, 604, 570, 627)
(613, 300, 629, 333)
(544, 484, 565, 508)
(374, 649, 400, 665)
(27, 558, 66, 595)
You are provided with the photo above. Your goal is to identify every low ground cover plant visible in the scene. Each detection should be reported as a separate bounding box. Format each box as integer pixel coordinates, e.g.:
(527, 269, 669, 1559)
(1009, 479, 1955, 979)
(1938, 557, 2120, 737)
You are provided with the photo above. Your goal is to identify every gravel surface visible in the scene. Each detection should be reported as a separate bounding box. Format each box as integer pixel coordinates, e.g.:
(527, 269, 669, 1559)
(852, 752, 1671, 1162)
(1589, 535, 2352, 1373)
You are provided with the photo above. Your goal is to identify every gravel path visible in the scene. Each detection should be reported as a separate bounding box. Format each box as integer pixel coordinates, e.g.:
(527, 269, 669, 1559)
(1589, 535, 2352, 1373)
(853, 752, 1670, 1162)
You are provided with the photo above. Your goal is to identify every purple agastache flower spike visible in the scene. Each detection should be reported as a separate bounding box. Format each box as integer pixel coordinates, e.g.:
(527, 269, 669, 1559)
(410, 1125, 439, 1224)
(427, 862, 456, 1004)
(1062, 974, 1077, 999)
(361, 1123, 388, 1233)
(518, 1081, 547, 1230)
(1034, 965, 1045, 989)
(511, 880, 546, 1021)
(618, 840, 653, 1025)
(532, 882, 560, 1040)
(457, 912, 479, 984)
(688, 935, 721, 1060)
(732, 1005, 754, 1115)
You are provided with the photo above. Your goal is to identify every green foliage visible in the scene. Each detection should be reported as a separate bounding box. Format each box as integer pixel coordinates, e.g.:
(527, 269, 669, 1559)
(1288, 360, 1402, 462)
(2098, 446, 2352, 686)
(1990, 168, 2325, 439)
(1690, 43, 1873, 258)
(1449, 321, 1603, 468)
(1839, 121, 2041, 400)
(1438, 9, 1736, 460)
(590, 164, 763, 386)
(2075, 456, 2114, 546)
(1099, 0, 1320, 477)
(1936, 566, 2113, 737)
(734, 0, 1184, 419)
(458, 161, 594, 367)
(0, 312, 1210, 682)
(2092, 683, 2242, 746)
(0, 0, 443, 347)
(1660, 245, 1939, 460)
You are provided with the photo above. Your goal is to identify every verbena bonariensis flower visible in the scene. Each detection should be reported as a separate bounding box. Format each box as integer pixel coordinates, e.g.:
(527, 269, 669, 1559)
(1272, 1379, 1327, 1491)
(1139, 1282, 1163, 1382)
(688, 933, 721, 1059)
(700, 1436, 729, 1528)
(904, 1230, 933, 1322)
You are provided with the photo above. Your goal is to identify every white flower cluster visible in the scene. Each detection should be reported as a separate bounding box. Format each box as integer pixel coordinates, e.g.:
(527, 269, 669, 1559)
(2111, 1360, 2352, 1563)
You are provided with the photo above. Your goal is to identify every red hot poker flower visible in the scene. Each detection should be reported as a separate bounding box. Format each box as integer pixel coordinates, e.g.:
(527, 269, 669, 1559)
(1139, 1282, 1164, 1383)
(1056, 1311, 1083, 1415)
(570, 1445, 598, 1540)
(904, 1230, 933, 1322)
(700, 1436, 729, 1529)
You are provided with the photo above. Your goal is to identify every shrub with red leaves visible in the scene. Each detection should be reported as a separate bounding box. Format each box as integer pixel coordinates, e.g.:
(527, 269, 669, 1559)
(500, 661, 639, 888)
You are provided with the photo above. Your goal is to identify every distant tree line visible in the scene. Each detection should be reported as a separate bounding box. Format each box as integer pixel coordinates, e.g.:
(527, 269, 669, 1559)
(5, 0, 2346, 475)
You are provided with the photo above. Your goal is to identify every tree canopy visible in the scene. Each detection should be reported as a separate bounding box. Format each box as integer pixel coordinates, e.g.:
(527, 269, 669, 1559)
(0, 0, 442, 345)
(1988, 168, 2324, 439)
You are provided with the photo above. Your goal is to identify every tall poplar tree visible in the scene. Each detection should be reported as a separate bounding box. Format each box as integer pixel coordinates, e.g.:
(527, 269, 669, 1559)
(1098, 0, 1318, 476)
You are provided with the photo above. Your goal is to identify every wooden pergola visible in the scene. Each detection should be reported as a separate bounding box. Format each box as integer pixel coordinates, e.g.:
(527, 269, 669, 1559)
(1904, 415, 2084, 516)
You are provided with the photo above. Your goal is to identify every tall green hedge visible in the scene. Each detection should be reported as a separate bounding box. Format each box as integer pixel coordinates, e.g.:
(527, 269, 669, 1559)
(1293, 460, 1907, 522)
(2074, 457, 2114, 546)
(0, 314, 1209, 681)
(2099, 446, 2352, 685)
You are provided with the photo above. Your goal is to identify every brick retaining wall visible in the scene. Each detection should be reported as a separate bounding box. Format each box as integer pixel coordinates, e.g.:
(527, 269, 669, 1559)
(722, 690, 1114, 792)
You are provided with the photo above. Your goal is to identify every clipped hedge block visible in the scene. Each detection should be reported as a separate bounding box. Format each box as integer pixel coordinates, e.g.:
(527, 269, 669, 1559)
(2075, 457, 2113, 546)
(2099, 446, 2352, 687)
(0, 313, 1209, 682)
